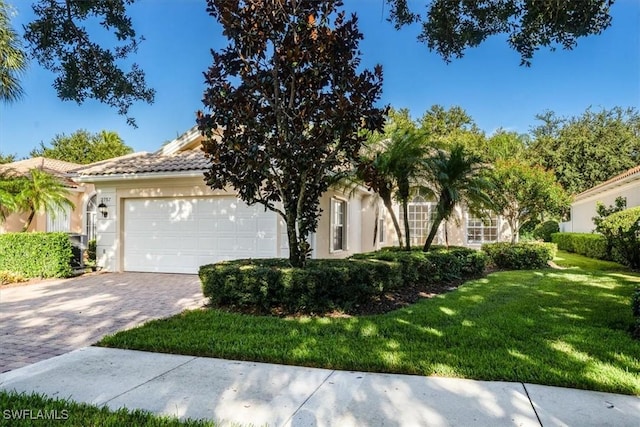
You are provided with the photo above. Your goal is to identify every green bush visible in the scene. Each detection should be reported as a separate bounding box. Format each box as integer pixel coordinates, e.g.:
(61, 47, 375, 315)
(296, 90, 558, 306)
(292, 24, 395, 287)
(598, 207, 640, 270)
(482, 242, 557, 270)
(551, 232, 609, 260)
(87, 239, 97, 263)
(200, 258, 402, 314)
(0, 232, 73, 278)
(533, 220, 559, 242)
(352, 246, 486, 284)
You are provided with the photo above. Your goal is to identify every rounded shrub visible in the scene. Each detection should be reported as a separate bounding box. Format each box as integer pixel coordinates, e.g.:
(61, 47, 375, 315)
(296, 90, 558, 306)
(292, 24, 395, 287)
(482, 242, 557, 270)
(599, 207, 640, 270)
(533, 220, 559, 242)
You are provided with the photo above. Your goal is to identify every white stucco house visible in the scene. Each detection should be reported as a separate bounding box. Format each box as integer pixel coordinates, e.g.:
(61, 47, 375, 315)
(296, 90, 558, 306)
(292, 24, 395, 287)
(561, 165, 640, 233)
(71, 127, 511, 274)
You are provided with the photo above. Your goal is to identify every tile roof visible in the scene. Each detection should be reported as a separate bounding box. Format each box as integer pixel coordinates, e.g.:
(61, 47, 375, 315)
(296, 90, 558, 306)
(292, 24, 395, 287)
(73, 149, 210, 176)
(0, 157, 82, 187)
(575, 164, 640, 200)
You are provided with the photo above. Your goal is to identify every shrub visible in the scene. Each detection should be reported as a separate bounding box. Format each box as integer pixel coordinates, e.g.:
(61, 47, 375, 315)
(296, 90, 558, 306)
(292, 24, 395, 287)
(551, 232, 609, 260)
(598, 207, 640, 269)
(0, 232, 73, 278)
(0, 270, 26, 286)
(533, 220, 559, 242)
(352, 246, 486, 284)
(632, 288, 640, 339)
(86, 239, 97, 267)
(482, 242, 557, 270)
(200, 258, 402, 314)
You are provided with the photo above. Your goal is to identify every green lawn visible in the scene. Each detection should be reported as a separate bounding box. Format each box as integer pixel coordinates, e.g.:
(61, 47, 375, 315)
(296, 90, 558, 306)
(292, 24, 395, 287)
(0, 391, 215, 427)
(99, 250, 640, 395)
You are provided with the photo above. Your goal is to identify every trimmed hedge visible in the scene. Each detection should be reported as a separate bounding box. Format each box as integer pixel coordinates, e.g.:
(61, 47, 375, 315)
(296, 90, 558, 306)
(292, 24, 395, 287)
(482, 242, 557, 270)
(0, 232, 73, 278)
(599, 207, 640, 270)
(200, 247, 486, 315)
(551, 232, 609, 260)
(533, 220, 559, 242)
(200, 258, 402, 314)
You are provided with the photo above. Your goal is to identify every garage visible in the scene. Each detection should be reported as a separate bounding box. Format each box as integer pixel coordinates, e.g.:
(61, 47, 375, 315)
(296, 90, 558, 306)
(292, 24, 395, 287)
(123, 197, 278, 274)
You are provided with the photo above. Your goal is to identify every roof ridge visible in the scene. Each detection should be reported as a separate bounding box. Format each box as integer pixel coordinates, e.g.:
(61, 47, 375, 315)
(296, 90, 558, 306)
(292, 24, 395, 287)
(576, 164, 640, 199)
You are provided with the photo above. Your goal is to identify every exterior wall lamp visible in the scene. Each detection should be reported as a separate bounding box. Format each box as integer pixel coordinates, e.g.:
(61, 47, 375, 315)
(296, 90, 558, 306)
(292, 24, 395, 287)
(98, 202, 108, 218)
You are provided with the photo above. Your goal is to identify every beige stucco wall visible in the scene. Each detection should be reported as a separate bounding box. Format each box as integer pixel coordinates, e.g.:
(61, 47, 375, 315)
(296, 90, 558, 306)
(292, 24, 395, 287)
(566, 178, 640, 233)
(0, 184, 94, 234)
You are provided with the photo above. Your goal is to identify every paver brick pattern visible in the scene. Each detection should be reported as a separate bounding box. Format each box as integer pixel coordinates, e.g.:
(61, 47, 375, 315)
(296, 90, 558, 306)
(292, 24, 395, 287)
(0, 273, 205, 373)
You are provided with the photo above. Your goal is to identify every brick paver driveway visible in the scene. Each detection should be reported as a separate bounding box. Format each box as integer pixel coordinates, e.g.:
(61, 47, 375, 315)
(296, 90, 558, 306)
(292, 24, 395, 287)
(0, 273, 205, 373)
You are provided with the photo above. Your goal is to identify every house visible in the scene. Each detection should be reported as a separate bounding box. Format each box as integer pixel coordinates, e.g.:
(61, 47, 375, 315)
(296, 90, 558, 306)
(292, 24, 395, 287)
(71, 127, 386, 274)
(0, 157, 96, 238)
(561, 165, 640, 233)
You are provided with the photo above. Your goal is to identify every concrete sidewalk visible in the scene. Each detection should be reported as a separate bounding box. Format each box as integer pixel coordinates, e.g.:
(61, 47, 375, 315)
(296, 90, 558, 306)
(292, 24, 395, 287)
(0, 347, 638, 426)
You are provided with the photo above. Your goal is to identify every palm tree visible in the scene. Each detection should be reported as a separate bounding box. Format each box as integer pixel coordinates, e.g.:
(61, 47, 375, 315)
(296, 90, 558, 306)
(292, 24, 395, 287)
(13, 168, 74, 232)
(0, 0, 27, 103)
(421, 144, 493, 252)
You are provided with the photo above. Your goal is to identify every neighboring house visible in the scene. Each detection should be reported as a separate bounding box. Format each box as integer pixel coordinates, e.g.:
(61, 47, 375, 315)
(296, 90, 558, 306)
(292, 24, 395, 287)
(0, 157, 96, 237)
(71, 127, 385, 274)
(561, 165, 640, 233)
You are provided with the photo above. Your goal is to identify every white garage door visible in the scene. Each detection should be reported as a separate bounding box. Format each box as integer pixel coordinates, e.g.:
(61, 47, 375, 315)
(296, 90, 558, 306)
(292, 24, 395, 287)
(124, 197, 278, 274)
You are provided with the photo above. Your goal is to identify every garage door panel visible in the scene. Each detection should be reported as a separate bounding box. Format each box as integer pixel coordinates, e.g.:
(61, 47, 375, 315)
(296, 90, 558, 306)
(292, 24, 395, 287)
(124, 197, 277, 273)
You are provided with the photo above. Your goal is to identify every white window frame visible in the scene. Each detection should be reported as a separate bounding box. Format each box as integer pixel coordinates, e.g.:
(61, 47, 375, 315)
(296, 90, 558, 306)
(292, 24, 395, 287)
(401, 193, 441, 247)
(47, 205, 71, 233)
(330, 197, 348, 252)
(378, 217, 386, 244)
(466, 212, 499, 244)
(84, 193, 98, 241)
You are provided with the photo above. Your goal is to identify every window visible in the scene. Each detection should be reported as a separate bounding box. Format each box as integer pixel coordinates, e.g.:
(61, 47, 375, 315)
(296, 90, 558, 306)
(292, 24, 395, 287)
(86, 194, 97, 241)
(466, 213, 498, 244)
(47, 206, 71, 232)
(400, 193, 441, 246)
(331, 199, 347, 251)
(378, 218, 385, 244)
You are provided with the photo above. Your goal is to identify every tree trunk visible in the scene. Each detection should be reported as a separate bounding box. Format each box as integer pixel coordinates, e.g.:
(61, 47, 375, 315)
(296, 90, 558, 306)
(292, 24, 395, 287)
(509, 217, 519, 243)
(402, 198, 411, 250)
(372, 205, 379, 246)
(381, 194, 403, 248)
(285, 211, 305, 268)
(423, 214, 444, 252)
(21, 210, 35, 232)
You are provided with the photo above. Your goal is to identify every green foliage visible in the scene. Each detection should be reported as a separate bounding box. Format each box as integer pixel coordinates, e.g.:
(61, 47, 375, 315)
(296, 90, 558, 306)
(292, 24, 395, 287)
(386, 0, 613, 66)
(599, 207, 640, 270)
(23, 0, 154, 125)
(0, 0, 27, 103)
(200, 258, 402, 314)
(529, 107, 640, 194)
(0, 232, 73, 278)
(533, 220, 559, 242)
(0, 270, 26, 285)
(488, 159, 570, 242)
(421, 143, 492, 251)
(482, 242, 556, 270)
(551, 232, 609, 260)
(30, 130, 133, 164)
(0, 152, 16, 164)
(198, 1, 385, 267)
(632, 288, 640, 339)
(86, 239, 97, 266)
(593, 196, 627, 258)
(353, 246, 487, 283)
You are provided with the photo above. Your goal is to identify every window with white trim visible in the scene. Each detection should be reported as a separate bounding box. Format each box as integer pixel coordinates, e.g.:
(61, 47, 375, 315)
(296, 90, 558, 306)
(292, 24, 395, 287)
(86, 194, 97, 240)
(378, 218, 385, 244)
(466, 213, 498, 244)
(400, 193, 441, 246)
(331, 198, 347, 251)
(47, 206, 71, 232)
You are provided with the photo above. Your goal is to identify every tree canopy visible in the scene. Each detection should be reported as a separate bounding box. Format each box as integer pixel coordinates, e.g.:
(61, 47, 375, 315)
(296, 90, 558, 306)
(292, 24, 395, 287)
(30, 129, 133, 164)
(198, 0, 386, 267)
(386, 0, 615, 66)
(528, 107, 640, 194)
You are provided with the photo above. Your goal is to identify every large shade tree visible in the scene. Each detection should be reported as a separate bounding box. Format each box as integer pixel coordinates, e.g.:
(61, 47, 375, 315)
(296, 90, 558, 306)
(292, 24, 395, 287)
(488, 159, 570, 242)
(30, 129, 133, 164)
(386, 0, 614, 66)
(198, 0, 386, 267)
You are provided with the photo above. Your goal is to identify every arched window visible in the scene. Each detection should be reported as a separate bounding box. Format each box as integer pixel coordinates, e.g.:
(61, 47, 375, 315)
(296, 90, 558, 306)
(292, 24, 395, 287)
(86, 194, 97, 240)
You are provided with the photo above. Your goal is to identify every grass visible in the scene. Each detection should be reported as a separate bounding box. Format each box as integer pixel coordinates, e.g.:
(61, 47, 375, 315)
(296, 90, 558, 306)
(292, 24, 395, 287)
(99, 250, 640, 395)
(0, 391, 216, 426)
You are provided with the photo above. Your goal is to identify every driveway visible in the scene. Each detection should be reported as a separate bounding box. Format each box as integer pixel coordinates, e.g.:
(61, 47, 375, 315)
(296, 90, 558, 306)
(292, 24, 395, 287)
(0, 273, 205, 373)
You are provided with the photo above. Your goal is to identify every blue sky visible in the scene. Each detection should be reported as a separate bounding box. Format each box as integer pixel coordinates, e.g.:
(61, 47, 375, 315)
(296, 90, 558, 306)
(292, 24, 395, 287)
(1, 0, 639, 160)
